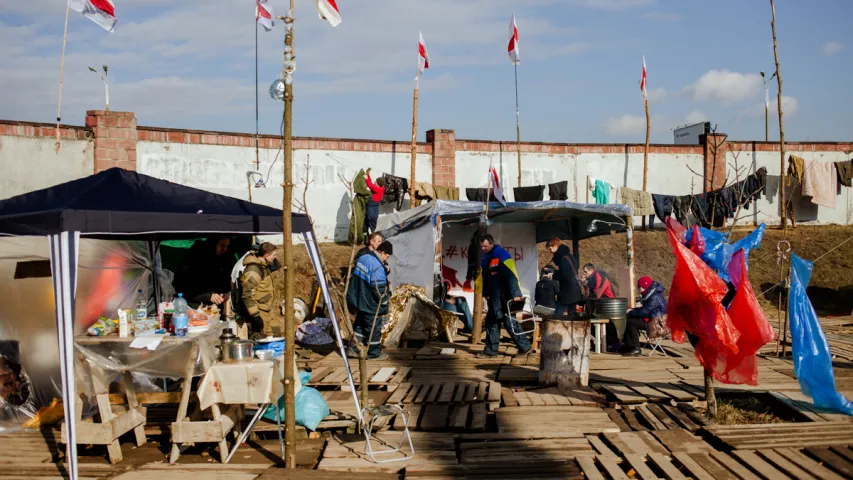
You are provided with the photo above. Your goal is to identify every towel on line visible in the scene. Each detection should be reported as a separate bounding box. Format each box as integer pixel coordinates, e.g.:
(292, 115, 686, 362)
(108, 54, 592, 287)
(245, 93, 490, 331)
(617, 187, 654, 216)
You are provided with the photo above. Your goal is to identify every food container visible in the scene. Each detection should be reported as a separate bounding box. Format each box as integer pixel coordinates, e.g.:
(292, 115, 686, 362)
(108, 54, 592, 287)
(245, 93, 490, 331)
(134, 318, 159, 337)
(228, 340, 255, 363)
(117, 309, 133, 338)
(158, 302, 174, 331)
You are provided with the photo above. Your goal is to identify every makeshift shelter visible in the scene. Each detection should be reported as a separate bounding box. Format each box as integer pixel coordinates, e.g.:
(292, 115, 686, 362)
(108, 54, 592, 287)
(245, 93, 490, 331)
(0, 168, 356, 479)
(376, 200, 634, 301)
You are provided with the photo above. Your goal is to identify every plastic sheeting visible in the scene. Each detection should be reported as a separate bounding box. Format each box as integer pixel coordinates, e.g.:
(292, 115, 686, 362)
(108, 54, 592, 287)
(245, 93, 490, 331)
(685, 224, 766, 282)
(788, 254, 853, 415)
(0, 237, 171, 430)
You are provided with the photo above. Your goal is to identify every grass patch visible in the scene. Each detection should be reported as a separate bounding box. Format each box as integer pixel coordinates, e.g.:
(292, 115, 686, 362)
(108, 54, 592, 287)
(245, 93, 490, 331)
(712, 396, 788, 425)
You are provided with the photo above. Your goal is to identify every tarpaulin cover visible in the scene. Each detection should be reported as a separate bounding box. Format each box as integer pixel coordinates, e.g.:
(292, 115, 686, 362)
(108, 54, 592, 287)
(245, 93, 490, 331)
(707, 250, 777, 385)
(788, 254, 853, 415)
(665, 218, 741, 368)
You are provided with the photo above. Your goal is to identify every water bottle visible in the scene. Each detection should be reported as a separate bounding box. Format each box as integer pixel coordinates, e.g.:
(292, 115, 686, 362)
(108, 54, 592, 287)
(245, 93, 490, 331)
(136, 289, 147, 322)
(173, 293, 189, 337)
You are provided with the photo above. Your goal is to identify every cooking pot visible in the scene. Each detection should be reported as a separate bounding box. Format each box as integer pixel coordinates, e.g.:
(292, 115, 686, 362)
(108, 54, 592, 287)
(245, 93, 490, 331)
(217, 340, 254, 363)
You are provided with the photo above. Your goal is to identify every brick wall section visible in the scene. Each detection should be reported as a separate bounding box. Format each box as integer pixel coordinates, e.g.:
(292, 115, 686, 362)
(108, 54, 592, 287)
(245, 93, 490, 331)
(0, 120, 89, 140)
(427, 129, 456, 187)
(700, 132, 728, 192)
(456, 140, 705, 155)
(85, 111, 138, 172)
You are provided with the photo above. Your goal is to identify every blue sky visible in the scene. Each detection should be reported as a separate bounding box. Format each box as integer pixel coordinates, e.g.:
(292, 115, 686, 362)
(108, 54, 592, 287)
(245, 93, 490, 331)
(1, 0, 851, 143)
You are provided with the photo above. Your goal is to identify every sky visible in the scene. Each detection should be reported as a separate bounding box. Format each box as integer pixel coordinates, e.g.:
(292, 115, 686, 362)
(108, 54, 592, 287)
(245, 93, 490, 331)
(1, 0, 851, 144)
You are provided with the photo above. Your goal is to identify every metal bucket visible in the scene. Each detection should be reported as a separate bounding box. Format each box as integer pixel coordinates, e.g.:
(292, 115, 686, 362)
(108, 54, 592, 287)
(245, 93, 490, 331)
(592, 298, 628, 341)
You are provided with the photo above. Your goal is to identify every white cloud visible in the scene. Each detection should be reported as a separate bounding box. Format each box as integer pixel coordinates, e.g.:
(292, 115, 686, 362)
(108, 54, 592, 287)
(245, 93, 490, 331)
(571, 0, 655, 10)
(603, 114, 646, 135)
(684, 69, 763, 104)
(685, 110, 707, 124)
(643, 12, 680, 22)
(646, 87, 667, 102)
(821, 41, 843, 57)
(743, 96, 800, 118)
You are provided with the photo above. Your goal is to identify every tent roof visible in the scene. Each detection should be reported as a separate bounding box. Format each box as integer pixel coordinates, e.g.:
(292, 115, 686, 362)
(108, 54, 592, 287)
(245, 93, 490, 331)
(0, 168, 310, 239)
(377, 200, 632, 242)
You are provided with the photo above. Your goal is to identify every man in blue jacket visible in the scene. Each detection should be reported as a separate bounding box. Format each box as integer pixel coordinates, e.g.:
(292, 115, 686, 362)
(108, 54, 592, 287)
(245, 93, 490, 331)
(347, 241, 393, 360)
(475, 234, 532, 358)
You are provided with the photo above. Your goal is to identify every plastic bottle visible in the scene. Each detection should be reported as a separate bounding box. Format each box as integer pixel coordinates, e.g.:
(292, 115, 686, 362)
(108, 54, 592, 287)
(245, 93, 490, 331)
(173, 293, 189, 337)
(136, 289, 147, 322)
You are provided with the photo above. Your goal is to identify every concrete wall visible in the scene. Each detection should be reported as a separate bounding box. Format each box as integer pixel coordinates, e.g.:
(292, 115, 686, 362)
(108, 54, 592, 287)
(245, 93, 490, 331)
(136, 140, 433, 241)
(0, 124, 93, 199)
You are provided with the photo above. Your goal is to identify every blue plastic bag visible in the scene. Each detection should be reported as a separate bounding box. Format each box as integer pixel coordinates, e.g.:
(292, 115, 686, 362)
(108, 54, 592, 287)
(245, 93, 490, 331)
(788, 254, 853, 415)
(685, 224, 766, 282)
(262, 370, 331, 430)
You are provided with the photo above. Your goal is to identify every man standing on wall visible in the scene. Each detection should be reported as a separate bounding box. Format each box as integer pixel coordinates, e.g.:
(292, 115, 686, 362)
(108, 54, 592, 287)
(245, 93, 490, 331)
(475, 234, 532, 358)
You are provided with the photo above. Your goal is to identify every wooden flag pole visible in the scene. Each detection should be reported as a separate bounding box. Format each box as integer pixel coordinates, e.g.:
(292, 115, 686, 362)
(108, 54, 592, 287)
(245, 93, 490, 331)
(514, 62, 522, 188)
(255, 8, 261, 171)
(55, 0, 71, 154)
(471, 168, 494, 345)
(278, 0, 297, 468)
(409, 70, 420, 208)
(642, 95, 650, 229)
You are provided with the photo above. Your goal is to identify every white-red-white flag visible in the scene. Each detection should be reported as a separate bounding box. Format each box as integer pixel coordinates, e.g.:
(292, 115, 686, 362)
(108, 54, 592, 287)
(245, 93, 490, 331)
(508, 14, 520, 65)
(256, 0, 274, 31)
(418, 32, 430, 74)
(489, 166, 506, 205)
(314, 0, 342, 28)
(640, 55, 647, 99)
(69, 0, 117, 32)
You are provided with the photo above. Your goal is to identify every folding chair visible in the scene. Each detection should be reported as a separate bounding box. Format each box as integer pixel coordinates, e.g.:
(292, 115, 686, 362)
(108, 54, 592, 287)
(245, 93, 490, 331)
(507, 297, 543, 351)
(360, 404, 415, 463)
(640, 315, 669, 357)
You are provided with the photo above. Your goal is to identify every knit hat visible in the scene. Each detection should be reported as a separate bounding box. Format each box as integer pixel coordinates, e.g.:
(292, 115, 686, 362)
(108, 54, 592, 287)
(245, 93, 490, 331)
(638, 276, 653, 290)
(377, 241, 394, 255)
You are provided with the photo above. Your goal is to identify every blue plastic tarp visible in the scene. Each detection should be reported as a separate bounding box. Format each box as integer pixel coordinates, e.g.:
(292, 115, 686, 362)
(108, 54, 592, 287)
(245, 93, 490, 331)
(788, 253, 853, 415)
(685, 224, 766, 282)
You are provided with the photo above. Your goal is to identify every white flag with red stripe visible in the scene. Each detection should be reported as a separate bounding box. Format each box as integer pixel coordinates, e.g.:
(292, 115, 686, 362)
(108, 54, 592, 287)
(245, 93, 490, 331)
(69, 0, 117, 32)
(489, 166, 506, 205)
(418, 32, 430, 74)
(508, 14, 520, 65)
(256, 0, 274, 31)
(314, 0, 342, 27)
(640, 55, 647, 99)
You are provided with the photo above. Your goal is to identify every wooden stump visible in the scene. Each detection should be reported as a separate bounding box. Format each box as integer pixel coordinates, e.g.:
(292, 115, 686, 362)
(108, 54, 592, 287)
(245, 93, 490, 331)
(539, 318, 591, 387)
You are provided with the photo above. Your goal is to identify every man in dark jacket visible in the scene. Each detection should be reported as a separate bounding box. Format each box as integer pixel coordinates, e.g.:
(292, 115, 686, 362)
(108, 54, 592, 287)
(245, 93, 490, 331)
(475, 235, 532, 357)
(546, 238, 583, 315)
(535, 266, 559, 309)
(173, 235, 234, 308)
(623, 276, 667, 356)
(346, 241, 393, 360)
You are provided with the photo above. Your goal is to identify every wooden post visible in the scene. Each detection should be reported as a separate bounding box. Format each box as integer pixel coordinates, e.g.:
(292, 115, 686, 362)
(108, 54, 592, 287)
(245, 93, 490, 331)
(625, 216, 636, 308)
(704, 371, 717, 417)
(471, 170, 494, 345)
(514, 63, 522, 188)
(539, 318, 591, 387)
(770, 0, 787, 229)
(585, 176, 589, 204)
(409, 74, 420, 209)
(642, 96, 650, 230)
(280, 1, 297, 468)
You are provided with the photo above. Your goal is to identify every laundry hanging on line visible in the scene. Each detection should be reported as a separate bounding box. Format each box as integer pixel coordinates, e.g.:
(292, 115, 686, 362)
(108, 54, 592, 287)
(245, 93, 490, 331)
(381, 173, 409, 211)
(591, 179, 611, 204)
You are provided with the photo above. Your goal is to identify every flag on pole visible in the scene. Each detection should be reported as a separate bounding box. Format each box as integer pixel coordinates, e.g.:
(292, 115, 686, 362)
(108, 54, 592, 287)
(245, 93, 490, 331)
(508, 14, 520, 65)
(640, 55, 648, 99)
(314, 0, 342, 27)
(418, 32, 430, 74)
(489, 166, 506, 205)
(69, 0, 117, 32)
(256, 0, 274, 31)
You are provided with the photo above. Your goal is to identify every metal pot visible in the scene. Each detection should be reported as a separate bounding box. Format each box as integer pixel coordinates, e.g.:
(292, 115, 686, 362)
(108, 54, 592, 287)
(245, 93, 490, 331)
(592, 297, 629, 341)
(228, 340, 255, 363)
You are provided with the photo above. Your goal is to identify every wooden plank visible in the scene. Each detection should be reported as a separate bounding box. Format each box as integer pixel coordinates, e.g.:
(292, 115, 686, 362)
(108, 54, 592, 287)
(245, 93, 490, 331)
(772, 448, 844, 480)
(393, 404, 422, 431)
(621, 407, 648, 431)
(501, 387, 518, 407)
(464, 383, 478, 402)
(623, 454, 659, 480)
(648, 452, 689, 480)
(414, 384, 433, 404)
(469, 403, 487, 433)
(514, 391, 533, 407)
(603, 384, 648, 404)
(487, 382, 501, 403)
(603, 407, 632, 432)
(662, 404, 701, 431)
(453, 384, 467, 403)
(420, 404, 449, 432)
(646, 404, 679, 430)
(630, 385, 672, 403)
(403, 384, 423, 404)
(758, 449, 820, 480)
(436, 383, 455, 403)
(597, 455, 629, 479)
(476, 382, 488, 402)
(830, 445, 853, 464)
(370, 367, 397, 384)
(425, 383, 442, 404)
(526, 391, 546, 406)
(108, 391, 183, 405)
(635, 404, 667, 431)
(576, 456, 604, 480)
(709, 451, 761, 480)
(673, 452, 717, 480)
(732, 450, 790, 480)
(687, 453, 739, 480)
(308, 366, 334, 383)
(653, 429, 713, 454)
(649, 382, 698, 401)
(805, 447, 853, 478)
(386, 383, 412, 405)
(448, 404, 469, 432)
(389, 366, 412, 384)
(586, 435, 617, 457)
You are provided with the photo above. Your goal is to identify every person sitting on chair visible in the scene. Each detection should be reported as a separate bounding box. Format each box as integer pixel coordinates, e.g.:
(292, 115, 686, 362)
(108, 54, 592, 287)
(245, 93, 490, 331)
(582, 263, 614, 299)
(534, 266, 559, 309)
(623, 276, 667, 356)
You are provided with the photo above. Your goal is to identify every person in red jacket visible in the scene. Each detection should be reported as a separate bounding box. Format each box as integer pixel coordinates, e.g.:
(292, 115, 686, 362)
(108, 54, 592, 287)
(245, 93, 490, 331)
(582, 263, 614, 299)
(364, 169, 386, 238)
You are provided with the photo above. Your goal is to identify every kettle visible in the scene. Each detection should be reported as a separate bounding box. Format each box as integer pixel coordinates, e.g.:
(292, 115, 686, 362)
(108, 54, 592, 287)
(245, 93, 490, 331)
(218, 328, 237, 363)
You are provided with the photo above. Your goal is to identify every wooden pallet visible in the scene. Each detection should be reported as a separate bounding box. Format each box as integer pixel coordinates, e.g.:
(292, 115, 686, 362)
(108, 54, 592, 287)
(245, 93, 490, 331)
(502, 385, 607, 408)
(307, 365, 411, 391)
(458, 436, 596, 464)
(770, 391, 853, 423)
(607, 403, 709, 432)
(317, 432, 457, 473)
(496, 406, 621, 437)
(385, 382, 501, 408)
(704, 422, 853, 449)
(593, 380, 705, 405)
(381, 402, 490, 433)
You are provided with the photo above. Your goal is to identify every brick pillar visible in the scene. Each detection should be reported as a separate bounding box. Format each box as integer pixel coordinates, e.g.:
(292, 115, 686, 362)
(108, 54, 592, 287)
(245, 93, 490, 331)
(86, 110, 138, 173)
(427, 128, 456, 188)
(700, 132, 727, 192)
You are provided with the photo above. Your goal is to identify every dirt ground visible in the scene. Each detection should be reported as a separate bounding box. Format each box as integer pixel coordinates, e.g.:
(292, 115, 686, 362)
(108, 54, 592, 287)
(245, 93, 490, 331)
(277, 224, 853, 319)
